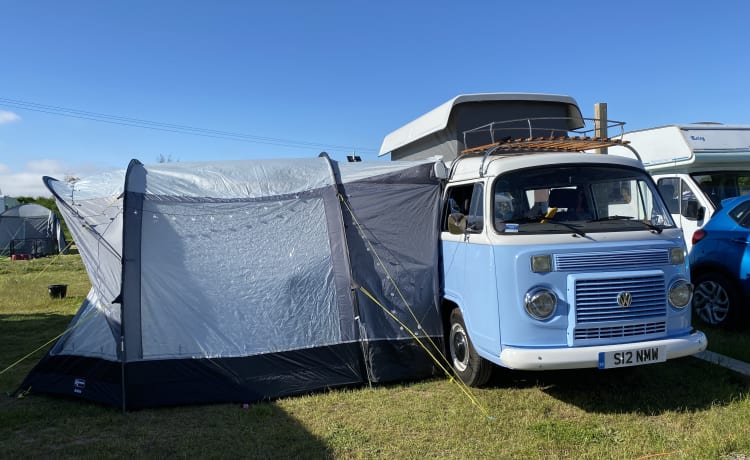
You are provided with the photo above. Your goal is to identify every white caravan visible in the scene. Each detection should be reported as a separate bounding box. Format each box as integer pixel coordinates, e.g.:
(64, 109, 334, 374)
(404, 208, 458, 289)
(608, 124, 750, 251)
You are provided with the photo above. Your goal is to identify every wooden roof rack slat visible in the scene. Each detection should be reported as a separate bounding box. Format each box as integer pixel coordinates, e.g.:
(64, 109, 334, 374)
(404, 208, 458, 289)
(459, 136, 630, 156)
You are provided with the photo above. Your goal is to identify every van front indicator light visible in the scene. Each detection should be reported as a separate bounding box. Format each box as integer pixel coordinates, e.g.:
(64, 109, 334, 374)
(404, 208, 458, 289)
(670, 247, 685, 265)
(531, 255, 552, 273)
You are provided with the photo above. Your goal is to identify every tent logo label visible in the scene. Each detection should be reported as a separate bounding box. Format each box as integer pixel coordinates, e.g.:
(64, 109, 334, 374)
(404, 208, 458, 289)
(73, 378, 86, 395)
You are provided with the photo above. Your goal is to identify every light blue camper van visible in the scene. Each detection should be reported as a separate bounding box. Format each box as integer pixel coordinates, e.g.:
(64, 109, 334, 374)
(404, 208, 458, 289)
(380, 94, 707, 385)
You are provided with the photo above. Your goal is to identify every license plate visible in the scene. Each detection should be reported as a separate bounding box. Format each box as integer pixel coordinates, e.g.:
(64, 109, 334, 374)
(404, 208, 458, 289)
(598, 346, 666, 369)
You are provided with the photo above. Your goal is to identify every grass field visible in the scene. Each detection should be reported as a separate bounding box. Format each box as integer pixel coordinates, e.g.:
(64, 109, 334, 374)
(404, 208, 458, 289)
(1, 254, 750, 459)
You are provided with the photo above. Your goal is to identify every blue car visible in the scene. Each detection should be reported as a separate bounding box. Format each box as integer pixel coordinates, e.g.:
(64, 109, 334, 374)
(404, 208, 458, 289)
(690, 195, 750, 328)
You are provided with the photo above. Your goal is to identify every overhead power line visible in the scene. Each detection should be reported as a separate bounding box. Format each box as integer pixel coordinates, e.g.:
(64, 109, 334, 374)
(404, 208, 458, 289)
(0, 97, 377, 154)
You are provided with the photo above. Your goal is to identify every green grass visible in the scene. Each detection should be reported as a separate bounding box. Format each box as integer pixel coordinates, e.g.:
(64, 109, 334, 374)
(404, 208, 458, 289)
(1, 254, 750, 459)
(698, 322, 750, 364)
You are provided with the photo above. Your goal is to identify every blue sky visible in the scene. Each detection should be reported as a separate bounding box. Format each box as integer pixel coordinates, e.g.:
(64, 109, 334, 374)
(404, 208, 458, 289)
(1, 1, 749, 196)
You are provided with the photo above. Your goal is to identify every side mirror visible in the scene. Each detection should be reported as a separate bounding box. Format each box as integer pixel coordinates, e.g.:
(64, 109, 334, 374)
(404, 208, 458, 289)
(448, 213, 467, 235)
(683, 199, 706, 221)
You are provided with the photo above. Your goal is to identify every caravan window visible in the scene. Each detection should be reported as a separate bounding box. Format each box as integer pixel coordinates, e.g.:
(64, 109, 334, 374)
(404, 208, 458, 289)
(691, 171, 750, 207)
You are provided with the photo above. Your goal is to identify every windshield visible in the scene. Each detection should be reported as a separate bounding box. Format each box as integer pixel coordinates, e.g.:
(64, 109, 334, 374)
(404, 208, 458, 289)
(691, 171, 750, 208)
(493, 165, 674, 234)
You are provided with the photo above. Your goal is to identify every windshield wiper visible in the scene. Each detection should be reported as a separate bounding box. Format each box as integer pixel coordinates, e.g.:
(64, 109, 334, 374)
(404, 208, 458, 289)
(635, 220, 663, 234)
(500, 215, 586, 236)
(589, 215, 634, 222)
(588, 215, 663, 233)
(543, 216, 586, 236)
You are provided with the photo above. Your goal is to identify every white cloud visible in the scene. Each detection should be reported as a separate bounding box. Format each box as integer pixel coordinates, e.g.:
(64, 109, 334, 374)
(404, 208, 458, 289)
(0, 111, 20, 125)
(26, 159, 65, 174)
(0, 160, 100, 197)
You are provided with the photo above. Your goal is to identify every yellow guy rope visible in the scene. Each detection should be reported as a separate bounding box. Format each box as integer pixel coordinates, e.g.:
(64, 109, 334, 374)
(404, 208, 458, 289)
(337, 194, 446, 358)
(338, 193, 492, 419)
(29, 240, 76, 282)
(0, 306, 103, 378)
(357, 286, 490, 418)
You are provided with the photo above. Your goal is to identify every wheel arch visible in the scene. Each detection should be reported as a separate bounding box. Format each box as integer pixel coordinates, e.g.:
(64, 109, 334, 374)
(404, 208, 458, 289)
(440, 298, 460, 339)
(691, 261, 749, 328)
(691, 262, 739, 288)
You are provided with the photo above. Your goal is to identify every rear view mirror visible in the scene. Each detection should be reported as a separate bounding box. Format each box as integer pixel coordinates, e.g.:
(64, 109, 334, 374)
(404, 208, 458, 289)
(683, 199, 706, 221)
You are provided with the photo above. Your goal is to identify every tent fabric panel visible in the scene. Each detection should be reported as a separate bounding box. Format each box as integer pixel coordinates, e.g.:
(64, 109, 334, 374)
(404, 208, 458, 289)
(343, 181, 443, 340)
(49, 292, 120, 360)
(339, 163, 443, 381)
(336, 159, 440, 184)
(123, 343, 364, 408)
(138, 193, 343, 359)
(364, 338, 443, 383)
(46, 170, 126, 202)
(319, 176, 360, 343)
(143, 158, 335, 199)
(121, 160, 147, 361)
(44, 177, 123, 308)
(17, 355, 123, 408)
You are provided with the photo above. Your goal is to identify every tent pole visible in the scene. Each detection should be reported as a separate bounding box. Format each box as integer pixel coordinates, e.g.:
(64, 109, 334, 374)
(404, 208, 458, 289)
(319, 152, 375, 387)
(120, 335, 126, 413)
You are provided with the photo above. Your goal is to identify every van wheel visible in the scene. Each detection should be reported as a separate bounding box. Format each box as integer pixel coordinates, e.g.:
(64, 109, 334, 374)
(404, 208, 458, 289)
(692, 272, 741, 328)
(448, 309, 492, 386)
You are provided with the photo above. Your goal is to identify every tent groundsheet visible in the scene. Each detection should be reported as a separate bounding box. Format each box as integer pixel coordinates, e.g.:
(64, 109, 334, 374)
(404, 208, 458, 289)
(19, 157, 444, 409)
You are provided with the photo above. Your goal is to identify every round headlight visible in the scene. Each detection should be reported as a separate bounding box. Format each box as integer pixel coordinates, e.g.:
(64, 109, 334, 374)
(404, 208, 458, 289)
(668, 279, 693, 308)
(524, 288, 557, 320)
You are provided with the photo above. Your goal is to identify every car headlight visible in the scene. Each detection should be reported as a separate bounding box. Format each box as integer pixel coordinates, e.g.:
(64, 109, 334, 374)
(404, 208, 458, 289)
(668, 279, 693, 308)
(524, 287, 557, 320)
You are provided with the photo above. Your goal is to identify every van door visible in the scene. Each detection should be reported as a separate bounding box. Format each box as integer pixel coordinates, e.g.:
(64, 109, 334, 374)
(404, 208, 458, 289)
(656, 175, 709, 250)
(441, 182, 499, 356)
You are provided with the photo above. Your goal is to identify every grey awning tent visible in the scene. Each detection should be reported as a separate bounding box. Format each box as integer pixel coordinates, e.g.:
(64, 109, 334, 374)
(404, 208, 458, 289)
(0, 203, 67, 257)
(19, 157, 444, 409)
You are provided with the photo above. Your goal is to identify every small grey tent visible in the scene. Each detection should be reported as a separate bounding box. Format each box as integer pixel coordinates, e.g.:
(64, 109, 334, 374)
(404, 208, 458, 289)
(0, 203, 67, 257)
(19, 157, 444, 409)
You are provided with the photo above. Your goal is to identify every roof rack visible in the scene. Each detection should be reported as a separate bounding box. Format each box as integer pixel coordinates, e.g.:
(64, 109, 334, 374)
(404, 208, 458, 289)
(461, 116, 629, 150)
(460, 135, 630, 155)
(456, 117, 642, 178)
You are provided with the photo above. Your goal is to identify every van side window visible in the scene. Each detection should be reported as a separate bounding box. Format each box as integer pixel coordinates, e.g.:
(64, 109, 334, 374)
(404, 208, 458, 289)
(657, 178, 700, 218)
(657, 178, 679, 214)
(444, 183, 484, 232)
(467, 183, 484, 232)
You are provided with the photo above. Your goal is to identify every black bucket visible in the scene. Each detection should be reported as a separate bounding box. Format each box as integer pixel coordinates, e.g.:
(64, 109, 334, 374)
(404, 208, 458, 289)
(48, 284, 68, 299)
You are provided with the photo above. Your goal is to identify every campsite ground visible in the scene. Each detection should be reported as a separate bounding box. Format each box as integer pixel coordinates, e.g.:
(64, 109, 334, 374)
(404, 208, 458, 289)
(1, 255, 750, 459)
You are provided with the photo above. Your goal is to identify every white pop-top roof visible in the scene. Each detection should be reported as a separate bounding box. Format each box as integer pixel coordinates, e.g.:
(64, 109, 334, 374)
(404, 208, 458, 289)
(378, 93, 581, 156)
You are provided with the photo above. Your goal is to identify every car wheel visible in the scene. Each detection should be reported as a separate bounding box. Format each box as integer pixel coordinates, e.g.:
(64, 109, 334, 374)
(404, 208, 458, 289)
(692, 272, 740, 328)
(448, 309, 492, 386)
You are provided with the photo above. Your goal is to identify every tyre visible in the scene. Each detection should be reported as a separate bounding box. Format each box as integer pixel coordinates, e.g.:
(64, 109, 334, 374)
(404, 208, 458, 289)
(692, 272, 742, 328)
(448, 309, 492, 386)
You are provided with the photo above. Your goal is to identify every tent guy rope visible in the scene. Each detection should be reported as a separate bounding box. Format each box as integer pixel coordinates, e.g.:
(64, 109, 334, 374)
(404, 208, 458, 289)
(338, 193, 493, 419)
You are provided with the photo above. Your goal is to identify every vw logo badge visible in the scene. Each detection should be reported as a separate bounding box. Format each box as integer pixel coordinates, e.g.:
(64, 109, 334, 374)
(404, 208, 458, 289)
(617, 291, 633, 308)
